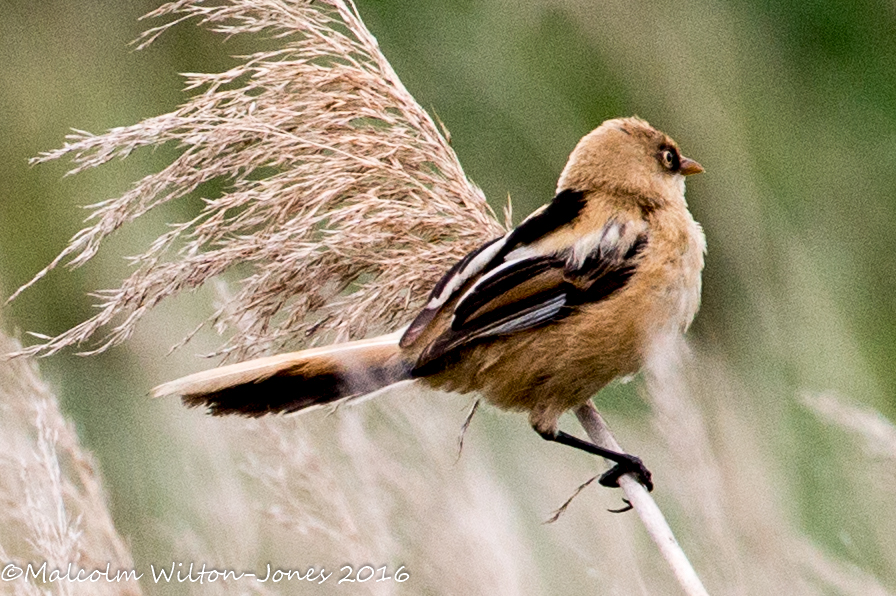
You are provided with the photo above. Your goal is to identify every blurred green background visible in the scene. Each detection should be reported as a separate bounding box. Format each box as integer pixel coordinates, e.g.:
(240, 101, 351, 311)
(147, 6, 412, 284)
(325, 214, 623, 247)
(2, 0, 896, 593)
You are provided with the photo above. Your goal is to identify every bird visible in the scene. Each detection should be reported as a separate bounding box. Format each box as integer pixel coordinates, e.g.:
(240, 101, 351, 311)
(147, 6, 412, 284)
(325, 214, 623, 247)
(152, 116, 705, 492)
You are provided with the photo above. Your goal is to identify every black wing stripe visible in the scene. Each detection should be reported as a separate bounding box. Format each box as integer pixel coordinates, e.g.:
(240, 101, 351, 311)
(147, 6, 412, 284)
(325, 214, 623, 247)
(455, 287, 569, 335)
(470, 293, 568, 337)
(414, 291, 568, 374)
(400, 235, 507, 348)
(569, 234, 648, 304)
(427, 235, 505, 303)
(451, 256, 562, 329)
(492, 189, 586, 262)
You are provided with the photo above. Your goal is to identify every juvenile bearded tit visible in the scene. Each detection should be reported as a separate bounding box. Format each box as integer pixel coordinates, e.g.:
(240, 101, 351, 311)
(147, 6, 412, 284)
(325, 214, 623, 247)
(153, 116, 705, 492)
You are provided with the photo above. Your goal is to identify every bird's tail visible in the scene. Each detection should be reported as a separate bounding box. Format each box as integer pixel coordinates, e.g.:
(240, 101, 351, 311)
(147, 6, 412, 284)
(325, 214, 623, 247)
(151, 331, 410, 417)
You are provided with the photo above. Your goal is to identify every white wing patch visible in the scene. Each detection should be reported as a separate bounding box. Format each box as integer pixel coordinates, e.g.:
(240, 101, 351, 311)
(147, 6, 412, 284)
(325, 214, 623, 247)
(567, 219, 648, 270)
(598, 222, 622, 255)
(425, 234, 508, 310)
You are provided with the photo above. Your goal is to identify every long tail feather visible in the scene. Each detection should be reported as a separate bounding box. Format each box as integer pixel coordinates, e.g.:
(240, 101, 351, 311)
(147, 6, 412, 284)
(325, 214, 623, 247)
(151, 332, 409, 416)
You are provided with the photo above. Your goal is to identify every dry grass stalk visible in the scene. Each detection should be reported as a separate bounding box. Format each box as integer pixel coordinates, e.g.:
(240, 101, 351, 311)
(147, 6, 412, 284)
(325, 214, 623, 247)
(802, 392, 896, 460)
(643, 347, 896, 595)
(235, 389, 537, 595)
(13, 0, 502, 359)
(0, 332, 140, 596)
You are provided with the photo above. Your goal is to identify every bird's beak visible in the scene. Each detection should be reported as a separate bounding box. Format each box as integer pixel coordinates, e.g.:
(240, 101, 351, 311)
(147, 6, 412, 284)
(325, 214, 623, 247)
(679, 157, 704, 176)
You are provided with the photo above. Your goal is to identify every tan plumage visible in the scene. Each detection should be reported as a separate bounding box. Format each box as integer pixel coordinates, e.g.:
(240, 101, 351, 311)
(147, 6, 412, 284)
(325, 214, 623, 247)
(153, 116, 705, 490)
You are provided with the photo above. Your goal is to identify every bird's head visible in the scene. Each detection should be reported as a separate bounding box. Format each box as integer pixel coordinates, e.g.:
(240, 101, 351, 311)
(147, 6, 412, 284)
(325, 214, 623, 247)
(556, 117, 703, 208)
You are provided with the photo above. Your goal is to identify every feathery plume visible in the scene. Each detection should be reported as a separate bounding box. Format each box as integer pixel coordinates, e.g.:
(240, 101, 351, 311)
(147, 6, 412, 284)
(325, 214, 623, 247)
(14, 0, 502, 359)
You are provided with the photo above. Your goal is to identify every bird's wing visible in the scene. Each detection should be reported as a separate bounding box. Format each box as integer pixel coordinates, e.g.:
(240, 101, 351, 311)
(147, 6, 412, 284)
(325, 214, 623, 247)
(400, 189, 588, 348)
(412, 220, 648, 374)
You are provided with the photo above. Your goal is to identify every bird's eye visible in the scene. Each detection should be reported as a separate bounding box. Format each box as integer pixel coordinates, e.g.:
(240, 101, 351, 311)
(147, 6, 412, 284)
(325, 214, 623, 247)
(660, 148, 680, 171)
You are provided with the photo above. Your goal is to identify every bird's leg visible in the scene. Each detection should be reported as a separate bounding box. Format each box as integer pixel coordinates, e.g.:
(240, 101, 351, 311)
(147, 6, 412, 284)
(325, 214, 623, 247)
(536, 428, 653, 492)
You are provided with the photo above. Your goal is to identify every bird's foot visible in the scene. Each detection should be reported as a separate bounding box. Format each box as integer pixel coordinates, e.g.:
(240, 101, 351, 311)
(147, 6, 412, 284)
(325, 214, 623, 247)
(598, 452, 653, 492)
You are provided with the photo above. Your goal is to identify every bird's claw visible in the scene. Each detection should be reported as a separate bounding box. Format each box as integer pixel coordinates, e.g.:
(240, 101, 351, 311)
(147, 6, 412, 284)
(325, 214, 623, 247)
(598, 453, 653, 492)
(607, 498, 633, 513)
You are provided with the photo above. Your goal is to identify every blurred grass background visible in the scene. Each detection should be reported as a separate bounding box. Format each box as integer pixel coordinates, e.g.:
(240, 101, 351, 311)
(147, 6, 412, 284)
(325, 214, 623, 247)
(2, 0, 896, 593)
